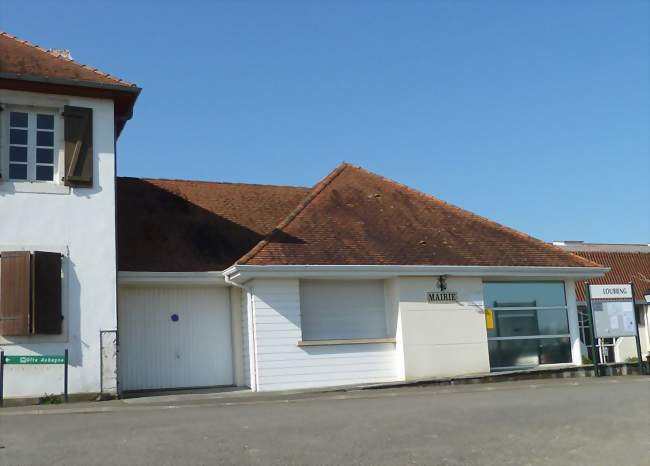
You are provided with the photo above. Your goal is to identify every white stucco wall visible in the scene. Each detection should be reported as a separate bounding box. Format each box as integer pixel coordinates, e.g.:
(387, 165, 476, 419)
(615, 337, 639, 362)
(230, 286, 244, 387)
(641, 305, 650, 356)
(0, 89, 117, 398)
(615, 304, 649, 361)
(397, 277, 491, 380)
(564, 281, 583, 366)
(384, 278, 404, 379)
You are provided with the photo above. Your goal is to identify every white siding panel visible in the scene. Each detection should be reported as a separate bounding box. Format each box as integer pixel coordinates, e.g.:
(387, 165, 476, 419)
(118, 286, 233, 391)
(251, 279, 399, 391)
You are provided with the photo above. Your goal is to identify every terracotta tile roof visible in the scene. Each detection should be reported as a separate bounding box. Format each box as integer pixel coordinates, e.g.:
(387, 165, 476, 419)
(238, 163, 601, 268)
(555, 246, 650, 301)
(0, 31, 135, 88)
(117, 177, 310, 272)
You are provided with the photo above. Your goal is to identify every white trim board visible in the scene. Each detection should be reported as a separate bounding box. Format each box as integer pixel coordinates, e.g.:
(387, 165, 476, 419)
(224, 265, 609, 283)
(118, 271, 227, 286)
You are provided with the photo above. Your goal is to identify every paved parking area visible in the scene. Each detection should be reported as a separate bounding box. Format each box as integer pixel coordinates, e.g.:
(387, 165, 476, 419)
(0, 377, 648, 466)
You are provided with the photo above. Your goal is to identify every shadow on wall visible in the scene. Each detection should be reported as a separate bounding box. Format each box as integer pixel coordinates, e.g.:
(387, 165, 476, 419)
(116, 179, 304, 272)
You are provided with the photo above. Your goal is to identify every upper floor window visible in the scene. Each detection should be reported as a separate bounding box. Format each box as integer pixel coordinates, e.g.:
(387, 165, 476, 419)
(5, 108, 59, 182)
(1, 102, 94, 189)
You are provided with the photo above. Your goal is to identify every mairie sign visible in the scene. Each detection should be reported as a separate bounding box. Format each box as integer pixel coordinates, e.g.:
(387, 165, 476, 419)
(3, 355, 65, 365)
(426, 291, 458, 303)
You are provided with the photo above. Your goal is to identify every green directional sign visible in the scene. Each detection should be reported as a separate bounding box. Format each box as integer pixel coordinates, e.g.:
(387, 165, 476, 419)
(3, 355, 65, 365)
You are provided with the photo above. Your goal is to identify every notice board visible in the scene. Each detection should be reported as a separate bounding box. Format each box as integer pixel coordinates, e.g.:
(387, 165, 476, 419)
(589, 284, 637, 339)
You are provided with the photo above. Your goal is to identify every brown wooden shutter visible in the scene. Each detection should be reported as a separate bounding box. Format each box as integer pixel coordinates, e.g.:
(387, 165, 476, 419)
(0, 251, 31, 336)
(32, 252, 62, 335)
(63, 106, 93, 187)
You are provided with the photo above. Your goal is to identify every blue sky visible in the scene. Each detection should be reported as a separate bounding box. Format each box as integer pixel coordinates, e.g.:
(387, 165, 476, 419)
(2, 1, 648, 243)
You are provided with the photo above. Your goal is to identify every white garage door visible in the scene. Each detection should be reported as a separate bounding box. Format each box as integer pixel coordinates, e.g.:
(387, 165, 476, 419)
(118, 286, 233, 391)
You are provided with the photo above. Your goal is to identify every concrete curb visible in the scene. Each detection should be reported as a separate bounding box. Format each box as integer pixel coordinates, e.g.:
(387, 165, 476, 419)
(357, 362, 648, 391)
(1, 363, 646, 416)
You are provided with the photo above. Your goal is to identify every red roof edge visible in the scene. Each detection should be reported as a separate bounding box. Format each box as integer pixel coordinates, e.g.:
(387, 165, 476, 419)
(0, 31, 136, 88)
(236, 162, 350, 265)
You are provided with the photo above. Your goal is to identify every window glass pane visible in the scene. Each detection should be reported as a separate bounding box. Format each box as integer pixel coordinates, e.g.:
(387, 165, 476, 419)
(36, 165, 54, 181)
(10, 112, 28, 127)
(489, 339, 539, 368)
(538, 337, 572, 364)
(10, 128, 28, 145)
(483, 282, 566, 308)
(36, 148, 54, 164)
(487, 308, 569, 338)
(37, 114, 54, 130)
(489, 310, 538, 338)
(9, 164, 27, 180)
(537, 308, 569, 334)
(10, 146, 27, 162)
(37, 130, 54, 147)
(488, 337, 571, 369)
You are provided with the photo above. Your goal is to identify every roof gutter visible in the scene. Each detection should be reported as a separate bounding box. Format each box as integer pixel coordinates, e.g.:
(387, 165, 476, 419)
(0, 73, 141, 137)
(223, 264, 610, 284)
(0, 72, 141, 94)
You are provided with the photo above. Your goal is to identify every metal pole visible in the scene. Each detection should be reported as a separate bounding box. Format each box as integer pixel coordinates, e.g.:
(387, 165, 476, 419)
(64, 349, 68, 403)
(0, 350, 4, 407)
(629, 283, 645, 375)
(585, 283, 600, 377)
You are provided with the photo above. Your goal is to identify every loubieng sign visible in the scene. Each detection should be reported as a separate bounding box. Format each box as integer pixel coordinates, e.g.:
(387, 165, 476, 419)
(589, 285, 633, 300)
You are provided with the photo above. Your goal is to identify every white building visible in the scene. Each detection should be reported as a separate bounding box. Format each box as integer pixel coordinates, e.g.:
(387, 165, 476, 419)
(0, 32, 139, 398)
(553, 241, 650, 364)
(1, 32, 610, 400)
(116, 165, 607, 393)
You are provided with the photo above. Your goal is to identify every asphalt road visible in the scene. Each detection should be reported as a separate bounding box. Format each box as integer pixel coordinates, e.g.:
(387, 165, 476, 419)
(0, 377, 649, 466)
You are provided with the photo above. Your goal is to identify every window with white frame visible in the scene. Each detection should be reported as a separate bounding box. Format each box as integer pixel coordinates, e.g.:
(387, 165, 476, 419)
(5, 108, 59, 182)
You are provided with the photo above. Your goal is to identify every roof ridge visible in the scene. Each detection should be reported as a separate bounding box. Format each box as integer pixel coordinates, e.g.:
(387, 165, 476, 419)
(577, 251, 650, 254)
(562, 242, 650, 246)
(345, 164, 600, 269)
(118, 176, 309, 190)
(236, 162, 350, 264)
(0, 30, 135, 87)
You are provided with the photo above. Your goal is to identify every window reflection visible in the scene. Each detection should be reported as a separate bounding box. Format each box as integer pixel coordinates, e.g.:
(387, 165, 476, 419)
(484, 282, 571, 370)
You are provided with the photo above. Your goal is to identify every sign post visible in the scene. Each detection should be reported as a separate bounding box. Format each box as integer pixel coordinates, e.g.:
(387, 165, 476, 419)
(0, 350, 4, 407)
(64, 349, 69, 403)
(586, 283, 644, 376)
(584, 283, 600, 376)
(0, 350, 69, 406)
(629, 282, 645, 376)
